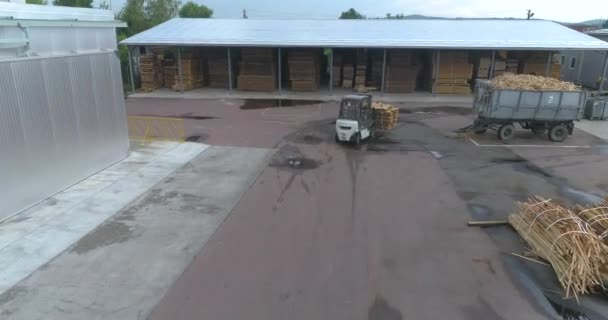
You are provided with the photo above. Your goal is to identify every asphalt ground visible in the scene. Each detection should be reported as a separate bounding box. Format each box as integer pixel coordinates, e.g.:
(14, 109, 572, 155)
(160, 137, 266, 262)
(127, 98, 608, 319)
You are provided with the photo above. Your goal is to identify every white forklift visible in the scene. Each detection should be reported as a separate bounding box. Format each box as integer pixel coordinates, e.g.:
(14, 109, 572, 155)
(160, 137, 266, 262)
(335, 94, 375, 144)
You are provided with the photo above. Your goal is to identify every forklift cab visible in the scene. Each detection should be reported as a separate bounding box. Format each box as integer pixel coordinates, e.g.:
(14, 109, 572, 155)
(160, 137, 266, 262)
(335, 94, 374, 144)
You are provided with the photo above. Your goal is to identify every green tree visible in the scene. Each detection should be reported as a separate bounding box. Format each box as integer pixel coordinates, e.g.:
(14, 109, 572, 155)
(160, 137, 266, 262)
(52, 0, 92, 8)
(146, 0, 181, 26)
(98, 0, 110, 9)
(117, 0, 148, 37)
(386, 13, 405, 19)
(26, 0, 48, 5)
(179, 1, 213, 18)
(339, 8, 364, 19)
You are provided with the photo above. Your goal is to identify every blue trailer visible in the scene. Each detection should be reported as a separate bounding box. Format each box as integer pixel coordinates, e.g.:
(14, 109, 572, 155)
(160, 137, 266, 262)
(468, 80, 587, 142)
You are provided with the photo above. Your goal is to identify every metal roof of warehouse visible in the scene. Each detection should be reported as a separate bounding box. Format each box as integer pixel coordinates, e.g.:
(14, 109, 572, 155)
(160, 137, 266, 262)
(121, 18, 608, 50)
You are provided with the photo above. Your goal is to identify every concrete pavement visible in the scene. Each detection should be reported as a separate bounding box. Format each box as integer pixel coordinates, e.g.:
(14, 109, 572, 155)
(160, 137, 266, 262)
(0, 146, 272, 319)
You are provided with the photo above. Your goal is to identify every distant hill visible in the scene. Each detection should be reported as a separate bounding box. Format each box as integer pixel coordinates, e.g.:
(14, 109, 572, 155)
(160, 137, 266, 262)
(579, 19, 605, 26)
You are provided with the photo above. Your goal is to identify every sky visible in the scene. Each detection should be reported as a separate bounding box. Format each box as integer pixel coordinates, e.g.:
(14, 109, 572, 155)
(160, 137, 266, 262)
(106, 0, 605, 23)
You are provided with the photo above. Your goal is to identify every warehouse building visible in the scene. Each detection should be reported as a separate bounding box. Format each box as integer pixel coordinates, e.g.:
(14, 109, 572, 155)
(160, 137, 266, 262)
(0, 3, 128, 219)
(121, 18, 608, 99)
(561, 29, 608, 90)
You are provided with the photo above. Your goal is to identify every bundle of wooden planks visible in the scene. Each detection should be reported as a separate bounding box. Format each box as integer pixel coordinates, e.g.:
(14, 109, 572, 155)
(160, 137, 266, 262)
(372, 102, 399, 130)
(288, 49, 320, 91)
(354, 49, 368, 87)
(332, 53, 343, 87)
(521, 52, 561, 79)
(164, 48, 205, 91)
(509, 197, 608, 299)
(434, 51, 473, 94)
(385, 50, 418, 93)
(139, 54, 163, 92)
(237, 48, 275, 92)
(206, 48, 234, 88)
(369, 52, 383, 88)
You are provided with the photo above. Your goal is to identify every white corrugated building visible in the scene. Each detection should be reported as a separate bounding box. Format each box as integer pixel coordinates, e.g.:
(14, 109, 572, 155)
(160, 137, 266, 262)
(0, 3, 128, 220)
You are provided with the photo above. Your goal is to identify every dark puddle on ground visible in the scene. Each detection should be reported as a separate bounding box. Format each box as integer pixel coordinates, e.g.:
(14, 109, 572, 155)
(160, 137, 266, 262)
(240, 99, 325, 110)
(185, 133, 209, 142)
(368, 296, 403, 320)
(269, 144, 320, 170)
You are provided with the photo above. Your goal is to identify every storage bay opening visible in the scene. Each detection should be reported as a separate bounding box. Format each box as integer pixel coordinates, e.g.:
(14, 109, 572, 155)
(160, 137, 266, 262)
(120, 19, 608, 98)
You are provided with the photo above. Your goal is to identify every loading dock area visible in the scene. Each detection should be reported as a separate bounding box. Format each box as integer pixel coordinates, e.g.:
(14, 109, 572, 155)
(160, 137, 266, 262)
(121, 18, 608, 100)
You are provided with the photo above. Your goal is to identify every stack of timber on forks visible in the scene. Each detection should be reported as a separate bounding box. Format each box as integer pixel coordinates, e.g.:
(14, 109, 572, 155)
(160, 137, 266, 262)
(237, 48, 275, 92)
(288, 49, 320, 91)
(434, 51, 473, 94)
(385, 50, 418, 93)
(372, 102, 399, 130)
(354, 49, 368, 87)
(139, 54, 162, 92)
(508, 197, 608, 299)
(522, 51, 561, 79)
(206, 48, 234, 88)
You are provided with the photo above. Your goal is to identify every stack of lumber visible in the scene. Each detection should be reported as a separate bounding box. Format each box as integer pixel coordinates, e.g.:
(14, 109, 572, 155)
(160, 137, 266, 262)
(162, 65, 177, 88)
(522, 52, 561, 79)
(354, 49, 367, 87)
(288, 49, 320, 91)
(434, 51, 473, 94)
(342, 62, 354, 88)
(369, 53, 383, 88)
(332, 53, 342, 87)
(139, 54, 162, 92)
(164, 48, 204, 91)
(493, 60, 507, 77)
(372, 102, 399, 130)
(491, 74, 579, 91)
(506, 59, 519, 74)
(206, 48, 233, 88)
(509, 197, 608, 299)
(237, 48, 275, 92)
(385, 50, 418, 93)
(478, 56, 508, 79)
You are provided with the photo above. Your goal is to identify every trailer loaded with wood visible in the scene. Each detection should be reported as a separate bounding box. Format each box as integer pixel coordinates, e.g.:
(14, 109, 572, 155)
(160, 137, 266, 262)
(461, 74, 586, 142)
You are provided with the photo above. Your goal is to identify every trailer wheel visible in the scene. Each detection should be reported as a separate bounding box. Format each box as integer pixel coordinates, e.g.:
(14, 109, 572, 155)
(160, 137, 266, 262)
(497, 124, 515, 141)
(548, 125, 568, 142)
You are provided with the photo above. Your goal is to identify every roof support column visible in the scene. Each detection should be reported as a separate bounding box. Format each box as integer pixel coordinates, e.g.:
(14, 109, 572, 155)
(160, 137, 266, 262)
(227, 47, 233, 94)
(329, 48, 333, 95)
(177, 47, 184, 93)
(278, 47, 282, 96)
(545, 51, 552, 77)
(381, 48, 387, 95)
(576, 51, 585, 85)
(489, 50, 496, 79)
(127, 46, 135, 94)
(432, 50, 440, 96)
(599, 51, 608, 93)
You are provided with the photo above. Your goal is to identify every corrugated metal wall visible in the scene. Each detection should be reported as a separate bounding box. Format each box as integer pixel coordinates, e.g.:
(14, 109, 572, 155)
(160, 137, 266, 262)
(0, 51, 129, 219)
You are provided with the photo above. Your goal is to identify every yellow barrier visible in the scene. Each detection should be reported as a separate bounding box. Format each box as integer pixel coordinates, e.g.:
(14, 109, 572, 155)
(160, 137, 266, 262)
(127, 116, 186, 142)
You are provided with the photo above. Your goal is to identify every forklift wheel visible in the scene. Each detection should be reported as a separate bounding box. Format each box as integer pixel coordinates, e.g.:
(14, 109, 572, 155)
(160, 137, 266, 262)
(354, 133, 361, 145)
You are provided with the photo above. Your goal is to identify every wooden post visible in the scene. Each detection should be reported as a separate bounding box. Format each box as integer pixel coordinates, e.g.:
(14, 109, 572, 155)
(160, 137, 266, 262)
(381, 48, 387, 94)
(177, 47, 184, 93)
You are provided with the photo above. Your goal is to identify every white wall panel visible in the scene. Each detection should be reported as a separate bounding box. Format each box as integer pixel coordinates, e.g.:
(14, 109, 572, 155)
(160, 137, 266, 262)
(0, 52, 128, 219)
